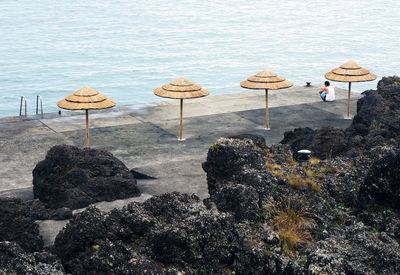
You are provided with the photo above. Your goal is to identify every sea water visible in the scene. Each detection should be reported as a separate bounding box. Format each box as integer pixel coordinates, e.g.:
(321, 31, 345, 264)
(0, 0, 399, 117)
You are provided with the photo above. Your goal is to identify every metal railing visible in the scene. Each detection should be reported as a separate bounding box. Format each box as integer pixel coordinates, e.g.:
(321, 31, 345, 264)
(36, 95, 43, 118)
(19, 95, 44, 119)
(19, 96, 27, 119)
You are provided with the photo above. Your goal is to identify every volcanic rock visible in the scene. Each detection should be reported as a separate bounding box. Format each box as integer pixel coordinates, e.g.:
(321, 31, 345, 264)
(202, 134, 400, 274)
(282, 126, 348, 159)
(32, 145, 140, 210)
(359, 149, 400, 209)
(204, 183, 261, 222)
(202, 136, 270, 198)
(352, 76, 400, 137)
(0, 241, 64, 274)
(227, 133, 268, 149)
(24, 199, 53, 220)
(0, 197, 43, 252)
(53, 206, 106, 265)
(203, 136, 334, 225)
(52, 207, 73, 220)
(305, 223, 400, 274)
(54, 193, 269, 274)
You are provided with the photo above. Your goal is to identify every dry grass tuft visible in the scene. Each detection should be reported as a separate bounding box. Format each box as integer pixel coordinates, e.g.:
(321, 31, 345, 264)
(268, 203, 315, 256)
(279, 228, 314, 256)
(309, 157, 321, 165)
(319, 166, 337, 174)
(303, 168, 316, 178)
(265, 161, 281, 171)
(287, 157, 299, 166)
(310, 182, 321, 192)
(271, 170, 284, 178)
(286, 171, 305, 188)
(285, 170, 320, 192)
(273, 205, 308, 229)
(266, 160, 284, 179)
(279, 229, 302, 256)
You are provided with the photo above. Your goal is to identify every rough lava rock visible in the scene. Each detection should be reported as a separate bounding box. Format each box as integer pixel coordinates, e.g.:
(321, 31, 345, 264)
(0, 241, 64, 275)
(281, 126, 348, 159)
(204, 183, 261, 222)
(202, 135, 270, 198)
(0, 197, 43, 252)
(33, 145, 140, 210)
(351, 76, 400, 137)
(202, 133, 400, 274)
(305, 223, 400, 274)
(359, 149, 400, 209)
(54, 193, 275, 274)
(203, 136, 334, 225)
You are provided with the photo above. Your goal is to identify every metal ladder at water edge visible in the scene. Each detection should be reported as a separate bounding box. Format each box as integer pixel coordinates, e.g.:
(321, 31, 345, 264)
(19, 95, 44, 119)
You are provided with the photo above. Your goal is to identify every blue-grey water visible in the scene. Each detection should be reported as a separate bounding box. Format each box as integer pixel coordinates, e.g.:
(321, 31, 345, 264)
(0, 0, 399, 117)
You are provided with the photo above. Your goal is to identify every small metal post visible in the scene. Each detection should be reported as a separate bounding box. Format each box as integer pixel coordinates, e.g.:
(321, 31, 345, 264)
(36, 95, 39, 114)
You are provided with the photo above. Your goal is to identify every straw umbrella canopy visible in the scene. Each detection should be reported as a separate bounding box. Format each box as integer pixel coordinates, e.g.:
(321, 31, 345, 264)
(57, 86, 116, 148)
(154, 77, 209, 140)
(240, 69, 293, 129)
(325, 60, 376, 119)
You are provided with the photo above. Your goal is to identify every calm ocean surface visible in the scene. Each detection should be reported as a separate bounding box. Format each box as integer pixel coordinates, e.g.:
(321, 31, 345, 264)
(0, 0, 399, 117)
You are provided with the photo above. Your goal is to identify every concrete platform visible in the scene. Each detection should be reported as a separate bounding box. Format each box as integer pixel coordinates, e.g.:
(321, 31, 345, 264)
(0, 85, 360, 198)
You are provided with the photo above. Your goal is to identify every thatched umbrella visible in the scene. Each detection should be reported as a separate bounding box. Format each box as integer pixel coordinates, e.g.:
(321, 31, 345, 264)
(57, 86, 116, 148)
(240, 69, 293, 129)
(325, 60, 376, 119)
(154, 77, 209, 140)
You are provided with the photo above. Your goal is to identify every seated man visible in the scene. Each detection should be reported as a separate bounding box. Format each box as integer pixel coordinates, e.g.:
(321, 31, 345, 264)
(318, 81, 335, 102)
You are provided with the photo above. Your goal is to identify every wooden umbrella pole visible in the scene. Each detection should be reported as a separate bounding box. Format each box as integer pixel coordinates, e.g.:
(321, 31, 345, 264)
(85, 109, 90, 148)
(179, 99, 183, 140)
(347, 82, 352, 119)
(265, 89, 270, 130)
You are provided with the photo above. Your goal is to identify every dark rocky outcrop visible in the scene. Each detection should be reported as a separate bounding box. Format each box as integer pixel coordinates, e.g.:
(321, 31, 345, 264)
(351, 76, 400, 138)
(204, 183, 261, 222)
(202, 135, 270, 198)
(282, 76, 400, 159)
(54, 193, 244, 274)
(0, 198, 43, 252)
(201, 133, 400, 274)
(203, 137, 335, 225)
(305, 223, 400, 274)
(21, 198, 72, 221)
(281, 126, 348, 159)
(359, 149, 400, 209)
(0, 241, 64, 275)
(33, 145, 140, 210)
